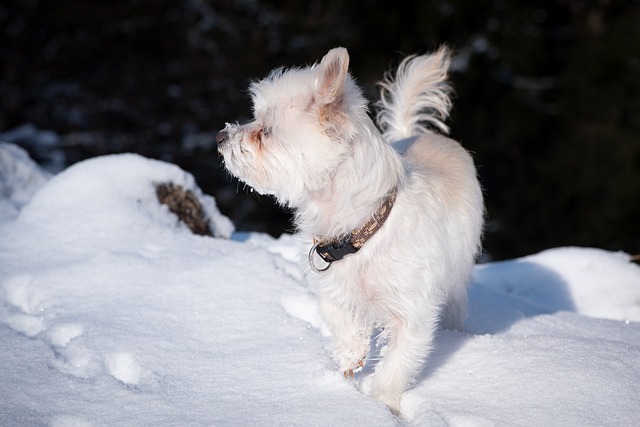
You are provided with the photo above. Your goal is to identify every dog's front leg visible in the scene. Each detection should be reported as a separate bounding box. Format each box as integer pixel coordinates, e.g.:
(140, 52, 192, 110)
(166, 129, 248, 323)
(319, 295, 371, 378)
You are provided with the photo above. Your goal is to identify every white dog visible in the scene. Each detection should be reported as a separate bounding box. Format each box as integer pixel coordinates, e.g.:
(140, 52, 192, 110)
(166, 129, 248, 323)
(217, 47, 484, 414)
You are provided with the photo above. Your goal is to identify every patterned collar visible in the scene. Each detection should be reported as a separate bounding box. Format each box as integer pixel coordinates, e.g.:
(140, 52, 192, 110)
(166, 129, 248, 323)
(308, 188, 397, 272)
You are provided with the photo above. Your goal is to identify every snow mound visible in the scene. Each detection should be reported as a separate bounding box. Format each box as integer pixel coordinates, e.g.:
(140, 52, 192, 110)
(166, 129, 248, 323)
(471, 247, 640, 333)
(0, 124, 64, 171)
(17, 153, 233, 239)
(0, 142, 51, 222)
(0, 152, 639, 426)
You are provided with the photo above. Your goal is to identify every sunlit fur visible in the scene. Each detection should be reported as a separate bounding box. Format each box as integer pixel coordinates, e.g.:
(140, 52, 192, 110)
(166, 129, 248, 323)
(218, 47, 484, 415)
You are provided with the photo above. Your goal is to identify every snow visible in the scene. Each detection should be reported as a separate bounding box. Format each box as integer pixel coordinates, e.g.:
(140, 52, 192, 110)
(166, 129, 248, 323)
(1, 145, 639, 426)
(0, 125, 65, 172)
(0, 143, 51, 222)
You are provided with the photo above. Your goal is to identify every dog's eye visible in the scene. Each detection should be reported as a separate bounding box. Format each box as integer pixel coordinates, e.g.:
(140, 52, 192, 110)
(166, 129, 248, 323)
(253, 127, 271, 147)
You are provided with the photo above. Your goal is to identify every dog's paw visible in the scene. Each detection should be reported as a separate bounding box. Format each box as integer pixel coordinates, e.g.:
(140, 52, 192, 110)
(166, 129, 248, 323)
(343, 359, 365, 379)
(329, 323, 371, 378)
(336, 345, 367, 379)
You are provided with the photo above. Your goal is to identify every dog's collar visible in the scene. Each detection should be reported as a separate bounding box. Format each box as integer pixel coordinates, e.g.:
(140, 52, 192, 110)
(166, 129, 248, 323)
(308, 188, 397, 272)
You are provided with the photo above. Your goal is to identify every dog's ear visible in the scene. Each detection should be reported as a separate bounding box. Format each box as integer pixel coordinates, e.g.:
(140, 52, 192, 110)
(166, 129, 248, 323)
(314, 47, 350, 105)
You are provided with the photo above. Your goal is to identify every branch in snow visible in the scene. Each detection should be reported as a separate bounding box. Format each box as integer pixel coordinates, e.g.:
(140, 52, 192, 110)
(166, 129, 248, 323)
(155, 182, 214, 237)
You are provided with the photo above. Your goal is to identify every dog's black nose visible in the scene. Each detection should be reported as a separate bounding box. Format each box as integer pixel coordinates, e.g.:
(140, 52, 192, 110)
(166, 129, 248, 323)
(216, 129, 228, 146)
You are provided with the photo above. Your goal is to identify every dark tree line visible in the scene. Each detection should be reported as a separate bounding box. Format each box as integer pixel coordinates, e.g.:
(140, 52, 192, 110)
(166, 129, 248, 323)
(1, 0, 638, 259)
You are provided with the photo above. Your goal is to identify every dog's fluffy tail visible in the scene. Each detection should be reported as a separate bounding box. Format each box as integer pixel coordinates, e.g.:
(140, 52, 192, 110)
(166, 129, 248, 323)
(376, 46, 452, 141)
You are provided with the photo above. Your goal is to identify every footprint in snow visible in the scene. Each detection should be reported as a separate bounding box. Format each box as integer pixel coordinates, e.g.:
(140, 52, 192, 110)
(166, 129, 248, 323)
(5, 313, 46, 337)
(50, 342, 103, 379)
(1, 274, 51, 337)
(2, 274, 48, 315)
(47, 323, 85, 347)
(1, 275, 100, 379)
(2, 274, 148, 388)
(280, 294, 330, 337)
(105, 352, 143, 386)
(46, 324, 103, 379)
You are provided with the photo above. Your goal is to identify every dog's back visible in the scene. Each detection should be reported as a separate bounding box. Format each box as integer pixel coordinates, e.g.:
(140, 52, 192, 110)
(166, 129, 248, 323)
(377, 47, 484, 330)
(376, 45, 483, 242)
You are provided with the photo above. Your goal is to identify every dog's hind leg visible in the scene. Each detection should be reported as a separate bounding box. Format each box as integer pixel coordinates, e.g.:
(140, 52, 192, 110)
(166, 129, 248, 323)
(371, 308, 440, 415)
(441, 283, 468, 331)
(319, 295, 372, 378)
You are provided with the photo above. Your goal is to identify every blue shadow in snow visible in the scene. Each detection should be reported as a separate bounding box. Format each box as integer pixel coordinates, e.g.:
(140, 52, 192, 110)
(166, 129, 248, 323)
(413, 260, 575, 385)
(465, 259, 576, 335)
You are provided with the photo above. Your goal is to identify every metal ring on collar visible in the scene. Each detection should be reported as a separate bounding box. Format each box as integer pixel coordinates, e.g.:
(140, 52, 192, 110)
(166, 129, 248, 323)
(308, 243, 331, 273)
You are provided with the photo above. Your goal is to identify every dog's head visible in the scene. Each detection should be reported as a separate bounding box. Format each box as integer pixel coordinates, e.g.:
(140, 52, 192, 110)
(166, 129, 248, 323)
(217, 48, 367, 206)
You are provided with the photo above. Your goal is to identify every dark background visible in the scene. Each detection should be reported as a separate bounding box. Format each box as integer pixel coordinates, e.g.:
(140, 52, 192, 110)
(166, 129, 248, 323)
(1, 0, 638, 260)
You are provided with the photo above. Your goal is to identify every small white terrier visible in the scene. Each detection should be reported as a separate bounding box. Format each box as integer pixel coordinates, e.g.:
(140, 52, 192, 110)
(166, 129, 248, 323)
(217, 47, 484, 414)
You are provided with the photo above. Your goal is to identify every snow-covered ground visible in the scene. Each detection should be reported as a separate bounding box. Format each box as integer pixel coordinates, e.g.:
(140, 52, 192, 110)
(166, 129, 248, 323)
(1, 142, 639, 426)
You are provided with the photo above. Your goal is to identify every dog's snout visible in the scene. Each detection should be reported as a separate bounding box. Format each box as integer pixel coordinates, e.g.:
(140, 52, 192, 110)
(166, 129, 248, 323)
(216, 129, 228, 146)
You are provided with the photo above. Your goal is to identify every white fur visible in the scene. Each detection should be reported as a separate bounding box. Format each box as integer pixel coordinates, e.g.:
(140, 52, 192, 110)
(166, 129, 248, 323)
(218, 47, 484, 415)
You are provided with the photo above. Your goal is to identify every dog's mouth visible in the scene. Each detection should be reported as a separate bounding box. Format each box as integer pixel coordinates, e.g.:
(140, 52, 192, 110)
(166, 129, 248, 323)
(215, 125, 260, 191)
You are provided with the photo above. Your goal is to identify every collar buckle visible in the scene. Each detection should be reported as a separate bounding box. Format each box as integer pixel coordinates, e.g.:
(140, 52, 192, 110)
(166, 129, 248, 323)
(316, 237, 357, 263)
(308, 187, 397, 273)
